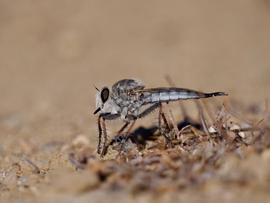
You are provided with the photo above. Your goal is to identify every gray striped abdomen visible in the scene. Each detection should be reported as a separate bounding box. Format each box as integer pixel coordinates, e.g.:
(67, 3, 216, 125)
(140, 88, 227, 105)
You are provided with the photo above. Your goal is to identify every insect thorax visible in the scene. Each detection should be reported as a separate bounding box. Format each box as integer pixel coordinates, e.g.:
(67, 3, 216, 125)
(111, 91, 142, 115)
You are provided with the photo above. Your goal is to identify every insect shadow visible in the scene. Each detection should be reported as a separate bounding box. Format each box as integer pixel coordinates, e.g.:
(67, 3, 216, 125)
(115, 117, 202, 149)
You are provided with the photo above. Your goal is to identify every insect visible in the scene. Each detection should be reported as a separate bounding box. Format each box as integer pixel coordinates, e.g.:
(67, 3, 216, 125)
(94, 79, 228, 156)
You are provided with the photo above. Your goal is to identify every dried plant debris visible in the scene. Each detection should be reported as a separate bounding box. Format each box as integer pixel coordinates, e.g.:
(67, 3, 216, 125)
(68, 101, 270, 194)
(2, 101, 269, 198)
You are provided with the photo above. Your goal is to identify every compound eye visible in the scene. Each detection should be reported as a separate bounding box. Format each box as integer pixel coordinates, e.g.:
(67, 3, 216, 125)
(101, 87, 109, 103)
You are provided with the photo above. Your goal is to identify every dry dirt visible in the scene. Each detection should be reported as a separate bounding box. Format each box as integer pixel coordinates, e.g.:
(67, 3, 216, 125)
(1, 1, 270, 203)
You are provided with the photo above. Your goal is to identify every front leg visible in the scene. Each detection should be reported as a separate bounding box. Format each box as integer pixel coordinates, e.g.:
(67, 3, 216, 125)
(97, 113, 120, 155)
(97, 116, 103, 154)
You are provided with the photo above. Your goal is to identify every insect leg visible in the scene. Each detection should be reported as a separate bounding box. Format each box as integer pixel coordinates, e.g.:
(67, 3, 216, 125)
(102, 121, 130, 157)
(97, 115, 103, 154)
(101, 117, 108, 157)
(137, 103, 161, 119)
(119, 120, 137, 154)
(137, 103, 171, 141)
(97, 113, 120, 156)
(166, 102, 179, 139)
(158, 104, 171, 142)
(124, 119, 136, 137)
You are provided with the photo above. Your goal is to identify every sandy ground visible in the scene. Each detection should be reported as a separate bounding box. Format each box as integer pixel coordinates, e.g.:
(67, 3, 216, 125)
(1, 1, 270, 202)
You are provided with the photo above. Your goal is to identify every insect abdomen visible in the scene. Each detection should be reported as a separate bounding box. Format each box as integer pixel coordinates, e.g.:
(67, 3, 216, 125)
(141, 88, 227, 104)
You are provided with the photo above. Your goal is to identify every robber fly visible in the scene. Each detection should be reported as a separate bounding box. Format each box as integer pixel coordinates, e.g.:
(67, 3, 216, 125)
(94, 79, 227, 156)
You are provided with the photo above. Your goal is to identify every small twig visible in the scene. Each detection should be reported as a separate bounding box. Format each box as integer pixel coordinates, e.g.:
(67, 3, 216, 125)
(195, 100, 210, 136)
(20, 158, 40, 174)
(178, 125, 192, 138)
(177, 127, 262, 137)
(201, 99, 215, 124)
(68, 153, 88, 170)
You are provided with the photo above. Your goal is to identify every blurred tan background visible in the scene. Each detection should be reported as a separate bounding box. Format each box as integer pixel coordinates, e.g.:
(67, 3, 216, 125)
(1, 1, 270, 202)
(0, 0, 270, 149)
